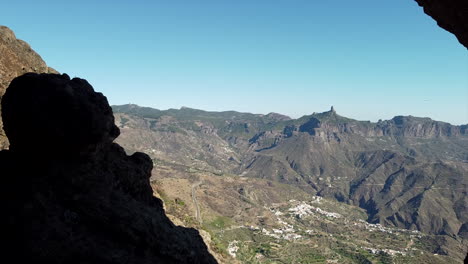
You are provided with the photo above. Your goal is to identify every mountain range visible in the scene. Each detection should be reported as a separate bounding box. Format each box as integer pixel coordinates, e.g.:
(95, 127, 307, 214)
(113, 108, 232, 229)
(112, 104, 468, 242)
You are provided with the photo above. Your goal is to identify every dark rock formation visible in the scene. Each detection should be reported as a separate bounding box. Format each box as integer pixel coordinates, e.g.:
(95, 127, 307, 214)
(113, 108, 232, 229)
(0, 73, 217, 263)
(415, 0, 468, 48)
(0, 25, 58, 149)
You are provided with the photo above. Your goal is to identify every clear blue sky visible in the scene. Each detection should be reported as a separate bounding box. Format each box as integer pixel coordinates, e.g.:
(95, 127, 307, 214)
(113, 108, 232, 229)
(3, 0, 467, 124)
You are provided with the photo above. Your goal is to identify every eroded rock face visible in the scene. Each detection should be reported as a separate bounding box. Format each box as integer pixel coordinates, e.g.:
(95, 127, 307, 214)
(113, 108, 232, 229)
(0, 25, 58, 149)
(0, 73, 217, 264)
(415, 0, 468, 48)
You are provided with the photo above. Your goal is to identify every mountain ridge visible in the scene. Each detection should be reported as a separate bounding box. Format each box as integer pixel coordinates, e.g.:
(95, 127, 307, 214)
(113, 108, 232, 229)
(114, 103, 467, 126)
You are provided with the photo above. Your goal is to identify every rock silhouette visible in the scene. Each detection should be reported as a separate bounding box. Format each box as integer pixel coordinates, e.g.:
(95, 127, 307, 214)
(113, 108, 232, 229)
(415, 0, 468, 48)
(0, 73, 217, 263)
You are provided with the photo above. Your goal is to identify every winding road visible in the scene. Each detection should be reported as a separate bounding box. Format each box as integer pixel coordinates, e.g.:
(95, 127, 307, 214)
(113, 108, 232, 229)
(191, 181, 203, 225)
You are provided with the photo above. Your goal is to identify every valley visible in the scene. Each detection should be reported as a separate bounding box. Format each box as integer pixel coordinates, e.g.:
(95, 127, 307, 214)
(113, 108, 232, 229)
(149, 158, 465, 263)
(113, 104, 468, 263)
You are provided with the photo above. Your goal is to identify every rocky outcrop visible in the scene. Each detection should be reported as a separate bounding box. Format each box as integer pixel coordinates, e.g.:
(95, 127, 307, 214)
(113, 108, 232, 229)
(0, 25, 58, 149)
(415, 0, 468, 48)
(0, 73, 216, 263)
(380, 116, 466, 138)
(286, 113, 465, 141)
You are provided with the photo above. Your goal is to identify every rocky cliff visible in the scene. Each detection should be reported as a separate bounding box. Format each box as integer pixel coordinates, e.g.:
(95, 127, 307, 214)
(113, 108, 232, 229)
(0, 73, 217, 263)
(0, 26, 57, 149)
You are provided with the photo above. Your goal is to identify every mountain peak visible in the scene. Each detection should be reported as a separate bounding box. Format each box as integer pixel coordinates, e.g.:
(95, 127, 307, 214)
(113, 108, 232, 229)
(0, 26, 16, 43)
(266, 112, 292, 121)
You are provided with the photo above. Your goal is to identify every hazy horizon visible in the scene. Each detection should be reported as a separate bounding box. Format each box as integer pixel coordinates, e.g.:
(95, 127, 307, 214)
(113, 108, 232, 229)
(3, 0, 467, 125)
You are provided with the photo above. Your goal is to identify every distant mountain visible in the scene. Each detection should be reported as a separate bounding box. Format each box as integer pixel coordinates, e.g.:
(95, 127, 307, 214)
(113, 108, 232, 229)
(113, 104, 468, 242)
(0, 25, 58, 149)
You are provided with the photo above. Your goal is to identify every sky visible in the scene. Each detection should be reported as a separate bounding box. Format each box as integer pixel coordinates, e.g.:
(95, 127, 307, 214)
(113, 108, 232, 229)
(2, 0, 467, 124)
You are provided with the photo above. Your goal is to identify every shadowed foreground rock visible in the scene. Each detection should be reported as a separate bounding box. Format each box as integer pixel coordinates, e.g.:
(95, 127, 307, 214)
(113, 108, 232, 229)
(0, 73, 217, 263)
